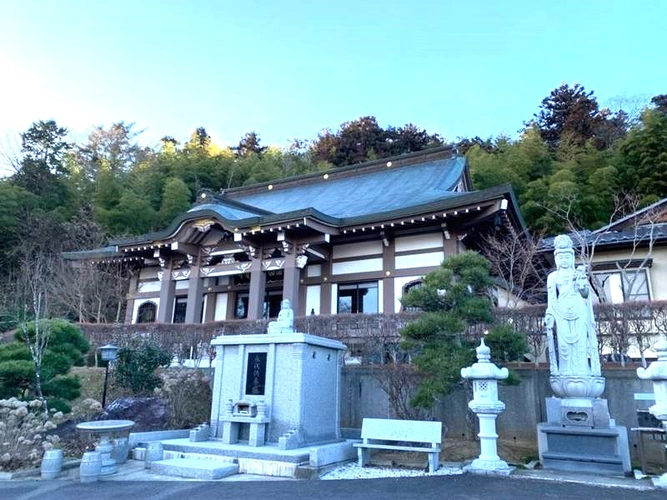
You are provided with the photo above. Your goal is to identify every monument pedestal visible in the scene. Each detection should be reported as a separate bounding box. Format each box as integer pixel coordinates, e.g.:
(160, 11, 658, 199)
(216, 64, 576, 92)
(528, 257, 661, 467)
(537, 423, 631, 474)
(538, 397, 631, 475)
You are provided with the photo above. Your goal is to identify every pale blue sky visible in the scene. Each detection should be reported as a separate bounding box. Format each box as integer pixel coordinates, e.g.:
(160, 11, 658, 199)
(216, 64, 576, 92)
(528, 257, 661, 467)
(0, 0, 665, 160)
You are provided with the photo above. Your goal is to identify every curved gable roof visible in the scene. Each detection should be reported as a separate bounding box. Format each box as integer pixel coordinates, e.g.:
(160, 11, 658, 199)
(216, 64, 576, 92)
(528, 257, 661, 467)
(221, 156, 467, 220)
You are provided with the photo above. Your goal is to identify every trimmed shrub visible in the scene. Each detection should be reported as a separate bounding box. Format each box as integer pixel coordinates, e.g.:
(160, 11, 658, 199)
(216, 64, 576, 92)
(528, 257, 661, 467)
(114, 340, 172, 395)
(0, 320, 88, 409)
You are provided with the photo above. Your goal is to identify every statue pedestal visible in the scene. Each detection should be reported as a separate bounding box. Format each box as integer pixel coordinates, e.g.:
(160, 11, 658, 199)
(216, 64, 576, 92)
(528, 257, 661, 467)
(545, 396, 610, 428)
(538, 397, 631, 475)
(537, 422, 631, 475)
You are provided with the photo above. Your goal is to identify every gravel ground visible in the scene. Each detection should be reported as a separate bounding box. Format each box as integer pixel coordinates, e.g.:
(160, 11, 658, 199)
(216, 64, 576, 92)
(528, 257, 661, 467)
(320, 462, 465, 480)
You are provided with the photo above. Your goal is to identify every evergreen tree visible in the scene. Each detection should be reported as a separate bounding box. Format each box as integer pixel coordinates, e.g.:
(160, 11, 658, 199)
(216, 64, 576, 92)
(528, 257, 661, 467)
(618, 104, 667, 204)
(159, 177, 192, 226)
(400, 252, 495, 409)
(0, 319, 89, 412)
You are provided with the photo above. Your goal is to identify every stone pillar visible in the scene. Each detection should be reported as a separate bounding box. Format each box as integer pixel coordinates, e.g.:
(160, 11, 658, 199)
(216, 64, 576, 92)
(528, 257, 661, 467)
(157, 261, 175, 323)
(185, 263, 204, 324)
(247, 258, 266, 320)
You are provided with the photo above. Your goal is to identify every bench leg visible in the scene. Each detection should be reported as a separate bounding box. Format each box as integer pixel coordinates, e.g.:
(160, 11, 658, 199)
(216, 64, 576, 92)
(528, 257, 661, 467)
(428, 452, 439, 473)
(357, 448, 370, 467)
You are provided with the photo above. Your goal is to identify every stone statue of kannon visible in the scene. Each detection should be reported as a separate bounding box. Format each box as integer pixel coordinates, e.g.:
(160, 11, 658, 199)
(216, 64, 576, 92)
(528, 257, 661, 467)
(544, 234, 603, 397)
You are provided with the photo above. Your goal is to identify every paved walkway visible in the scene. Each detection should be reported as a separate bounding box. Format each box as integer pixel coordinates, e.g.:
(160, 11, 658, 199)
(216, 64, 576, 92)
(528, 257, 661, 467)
(1, 472, 665, 500)
(1, 459, 664, 500)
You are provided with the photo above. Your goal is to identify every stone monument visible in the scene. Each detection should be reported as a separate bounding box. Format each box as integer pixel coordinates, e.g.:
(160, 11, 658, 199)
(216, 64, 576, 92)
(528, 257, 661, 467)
(210, 302, 347, 450)
(537, 234, 631, 474)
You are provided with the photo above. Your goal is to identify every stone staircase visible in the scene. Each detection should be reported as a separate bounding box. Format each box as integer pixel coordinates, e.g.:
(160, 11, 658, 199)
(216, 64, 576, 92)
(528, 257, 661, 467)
(150, 457, 239, 480)
(136, 448, 240, 480)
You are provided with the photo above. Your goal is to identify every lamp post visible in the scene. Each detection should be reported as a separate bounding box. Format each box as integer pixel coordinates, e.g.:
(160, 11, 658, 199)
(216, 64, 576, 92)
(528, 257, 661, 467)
(99, 344, 119, 408)
(460, 338, 512, 475)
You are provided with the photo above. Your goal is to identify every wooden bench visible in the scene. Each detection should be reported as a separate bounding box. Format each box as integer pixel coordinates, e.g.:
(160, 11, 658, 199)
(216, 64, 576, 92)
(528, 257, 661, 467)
(353, 418, 442, 473)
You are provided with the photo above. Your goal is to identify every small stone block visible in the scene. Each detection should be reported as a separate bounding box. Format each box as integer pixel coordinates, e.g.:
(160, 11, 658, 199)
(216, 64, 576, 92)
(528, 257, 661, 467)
(150, 458, 239, 480)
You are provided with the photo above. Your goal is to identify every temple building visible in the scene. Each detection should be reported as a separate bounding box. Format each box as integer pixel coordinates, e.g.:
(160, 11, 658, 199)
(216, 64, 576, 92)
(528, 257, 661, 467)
(64, 146, 526, 324)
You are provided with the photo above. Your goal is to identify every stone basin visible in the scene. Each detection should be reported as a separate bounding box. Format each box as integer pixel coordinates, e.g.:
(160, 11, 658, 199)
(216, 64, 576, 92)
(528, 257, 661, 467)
(76, 420, 135, 475)
(76, 420, 135, 433)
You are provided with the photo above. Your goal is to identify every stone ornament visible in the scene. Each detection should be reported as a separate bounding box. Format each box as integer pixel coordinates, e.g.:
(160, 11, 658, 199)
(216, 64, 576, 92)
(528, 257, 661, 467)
(636, 336, 667, 488)
(460, 339, 511, 474)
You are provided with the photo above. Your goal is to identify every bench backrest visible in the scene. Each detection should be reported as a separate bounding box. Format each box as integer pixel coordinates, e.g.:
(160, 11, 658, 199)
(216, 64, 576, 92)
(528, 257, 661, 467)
(361, 418, 442, 444)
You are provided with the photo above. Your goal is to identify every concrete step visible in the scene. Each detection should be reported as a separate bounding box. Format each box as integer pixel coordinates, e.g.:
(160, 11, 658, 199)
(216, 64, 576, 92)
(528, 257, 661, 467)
(150, 458, 240, 480)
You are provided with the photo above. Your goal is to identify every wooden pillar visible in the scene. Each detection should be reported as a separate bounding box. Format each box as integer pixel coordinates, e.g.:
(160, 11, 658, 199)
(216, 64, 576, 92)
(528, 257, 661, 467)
(226, 292, 236, 320)
(320, 259, 332, 315)
(444, 234, 457, 256)
(282, 244, 301, 315)
(157, 261, 176, 323)
(124, 299, 135, 324)
(247, 257, 266, 320)
(185, 264, 204, 324)
(382, 238, 395, 314)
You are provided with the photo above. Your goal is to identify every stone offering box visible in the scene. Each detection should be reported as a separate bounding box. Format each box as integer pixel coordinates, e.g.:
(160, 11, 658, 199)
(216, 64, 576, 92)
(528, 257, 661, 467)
(210, 332, 346, 449)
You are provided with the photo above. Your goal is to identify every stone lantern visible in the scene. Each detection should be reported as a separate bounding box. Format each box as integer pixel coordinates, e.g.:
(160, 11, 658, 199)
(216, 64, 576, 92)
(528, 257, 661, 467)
(636, 336, 667, 489)
(460, 338, 512, 474)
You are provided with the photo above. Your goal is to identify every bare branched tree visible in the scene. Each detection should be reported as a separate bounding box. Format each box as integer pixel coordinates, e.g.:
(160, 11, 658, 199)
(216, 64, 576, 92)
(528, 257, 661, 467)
(13, 214, 58, 415)
(480, 230, 546, 307)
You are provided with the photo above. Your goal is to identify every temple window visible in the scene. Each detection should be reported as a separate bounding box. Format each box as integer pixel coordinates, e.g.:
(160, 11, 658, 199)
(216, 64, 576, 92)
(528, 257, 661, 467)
(337, 282, 378, 314)
(173, 297, 188, 323)
(593, 269, 650, 303)
(136, 301, 157, 323)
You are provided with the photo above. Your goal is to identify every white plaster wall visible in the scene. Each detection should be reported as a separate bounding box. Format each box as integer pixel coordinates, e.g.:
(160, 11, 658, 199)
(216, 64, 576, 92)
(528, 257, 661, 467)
(377, 280, 384, 314)
(139, 267, 160, 280)
(332, 258, 383, 275)
(333, 241, 382, 259)
(306, 285, 321, 315)
(331, 284, 339, 314)
(495, 287, 529, 308)
(137, 281, 161, 293)
(591, 246, 667, 301)
(307, 264, 322, 278)
(393, 275, 423, 312)
(214, 293, 228, 321)
(395, 251, 444, 269)
(132, 297, 160, 324)
(395, 233, 443, 253)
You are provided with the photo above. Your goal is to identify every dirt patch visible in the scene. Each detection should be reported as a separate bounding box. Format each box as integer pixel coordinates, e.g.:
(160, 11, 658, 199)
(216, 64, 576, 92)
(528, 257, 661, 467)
(370, 438, 538, 470)
(443, 438, 538, 464)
